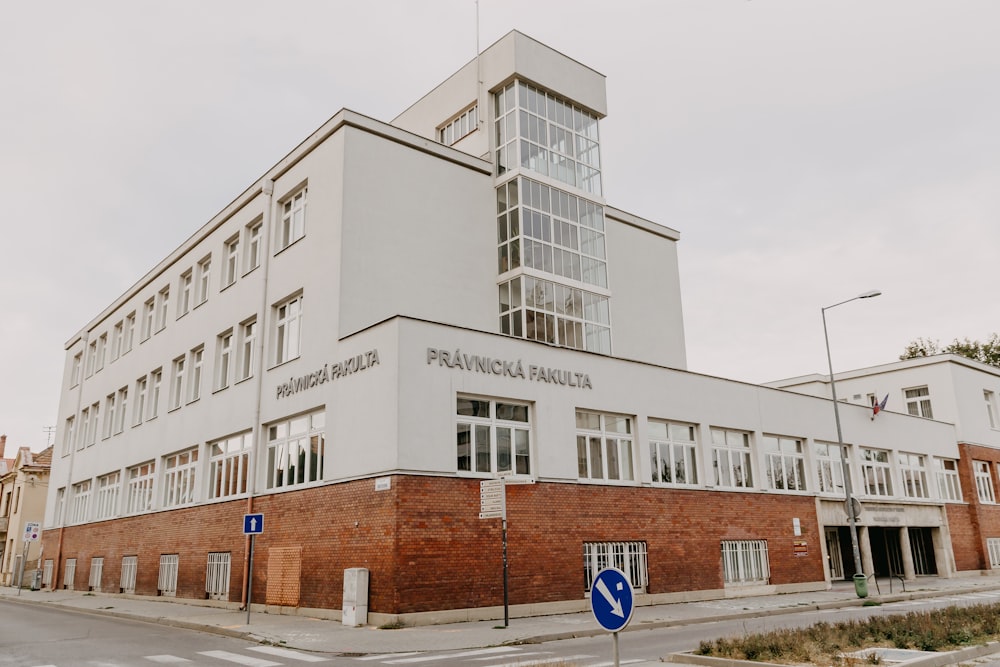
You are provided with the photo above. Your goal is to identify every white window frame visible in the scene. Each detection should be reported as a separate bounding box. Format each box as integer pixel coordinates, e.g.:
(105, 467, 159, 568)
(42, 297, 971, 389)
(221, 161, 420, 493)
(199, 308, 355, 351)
(934, 457, 962, 501)
(155, 286, 170, 332)
(89, 557, 103, 592)
(95, 471, 120, 520)
(196, 255, 211, 305)
(988, 538, 1000, 568)
(103, 393, 116, 440)
(63, 415, 76, 456)
(216, 330, 233, 391)
(898, 452, 930, 499)
(245, 219, 262, 273)
(277, 188, 307, 250)
(95, 333, 106, 372)
(77, 408, 88, 450)
(70, 352, 82, 387)
(721, 539, 770, 586)
(209, 432, 252, 500)
(178, 269, 192, 317)
(455, 397, 531, 476)
(115, 386, 128, 435)
(70, 480, 92, 524)
(861, 447, 894, 497)
(169, 355, 185, 411)
(238, 318, 257, 381)
(582, 541, 648, 594)
(815, 442, 846, 495)
(86, 401, 100, 446)
(158, 554, 179, 597)
(576, 410, 634, 482)
(206, 552, 231, 601)
(149, 368, 162, 420)
(141, 297, 155, 341)
(265, 410, 325, 490)
(762, 435, 806, 491)
(63, 558, 77, 590)
(126, 461, 156, 514)
(85, 340, 97, 377)
(223, 234, 239, 287)
(120, 555, 138, 594)
(123, 312, 135, 353)
(975, 460, 995, 503)
(711, 427, 753, 489)
(162, 447, 199, 508)
(111, 321, 123, 361)
(273, 295, 303, 365)
(187, 346, 204, 403)
(987, 390, 999, 430)
(649, 420, 698, 486)
(133, 376, 148, 427)
(904, 385, 933, 419)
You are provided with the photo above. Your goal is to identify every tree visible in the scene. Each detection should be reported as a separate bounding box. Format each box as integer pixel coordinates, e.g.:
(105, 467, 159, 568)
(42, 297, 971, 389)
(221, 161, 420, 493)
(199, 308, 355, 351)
(900, 333, 1000, 368)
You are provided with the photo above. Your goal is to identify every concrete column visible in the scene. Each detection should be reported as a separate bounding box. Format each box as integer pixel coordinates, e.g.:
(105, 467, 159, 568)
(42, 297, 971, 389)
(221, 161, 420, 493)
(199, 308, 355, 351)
(900, 527, 916, 581)
(859, 525, 875, 576)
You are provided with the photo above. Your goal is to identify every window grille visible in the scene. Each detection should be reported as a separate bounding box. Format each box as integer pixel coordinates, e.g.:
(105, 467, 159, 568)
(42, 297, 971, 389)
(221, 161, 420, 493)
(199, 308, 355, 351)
(158, 554, 179, 596)
(988, 539, 1000, 568)
(63, 558, 77, 590)
(582, 541, 648, 593)
(721, 539, 770, 585)
(42, 559, 53, 588)
(89, 557, 103, 592)
(120, 555, 138, 594)
(206, 552, 231, 601)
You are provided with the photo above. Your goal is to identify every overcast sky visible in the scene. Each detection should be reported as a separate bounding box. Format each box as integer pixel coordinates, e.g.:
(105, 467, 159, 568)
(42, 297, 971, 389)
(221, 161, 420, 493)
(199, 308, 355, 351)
(2, 1, 998, 453)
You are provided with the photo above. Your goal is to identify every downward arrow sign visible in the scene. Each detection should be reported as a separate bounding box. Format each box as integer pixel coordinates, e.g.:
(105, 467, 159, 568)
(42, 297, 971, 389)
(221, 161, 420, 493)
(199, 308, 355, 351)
(594, 577, 624, 618)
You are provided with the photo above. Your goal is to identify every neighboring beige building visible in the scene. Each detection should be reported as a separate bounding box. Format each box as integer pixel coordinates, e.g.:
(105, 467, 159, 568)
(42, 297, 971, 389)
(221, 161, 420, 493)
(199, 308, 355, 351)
(0, 437, 53, 586)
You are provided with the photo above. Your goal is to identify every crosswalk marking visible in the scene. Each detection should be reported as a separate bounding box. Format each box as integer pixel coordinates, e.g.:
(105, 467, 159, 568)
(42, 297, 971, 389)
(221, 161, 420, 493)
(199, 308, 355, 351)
(248, 646, 329, 662)
(353, 654, 420, 662)
(384, 647, 521, 664)
(197, 650, 282, 667)
(470, 651, 550, 661)
(490, 655, 594, 667)
(145, 657, 193, 664)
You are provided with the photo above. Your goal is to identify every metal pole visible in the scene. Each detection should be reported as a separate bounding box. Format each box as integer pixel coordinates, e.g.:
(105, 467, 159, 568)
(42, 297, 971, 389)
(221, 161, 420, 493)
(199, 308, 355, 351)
(613, 631, 620, 667)
(822, 301, 866, 584)
(17, 541, 29, 596)
(246, 534, 255, 625)
(502, 517, 509, 627)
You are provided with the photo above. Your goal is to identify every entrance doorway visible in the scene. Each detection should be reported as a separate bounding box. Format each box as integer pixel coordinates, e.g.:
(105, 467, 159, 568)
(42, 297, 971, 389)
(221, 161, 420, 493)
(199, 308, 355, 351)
(909, 527, 938, 575)
(825, 527, 844, 580)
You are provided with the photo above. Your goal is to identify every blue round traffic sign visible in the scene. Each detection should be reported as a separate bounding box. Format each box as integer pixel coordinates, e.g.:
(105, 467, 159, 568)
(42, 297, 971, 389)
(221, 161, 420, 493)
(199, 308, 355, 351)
(589, 567, 635, 632)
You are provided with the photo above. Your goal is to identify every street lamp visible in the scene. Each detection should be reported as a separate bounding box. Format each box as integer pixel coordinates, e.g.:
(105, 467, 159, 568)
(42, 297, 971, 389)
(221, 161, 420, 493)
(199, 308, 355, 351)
(821, 289, 881, 598)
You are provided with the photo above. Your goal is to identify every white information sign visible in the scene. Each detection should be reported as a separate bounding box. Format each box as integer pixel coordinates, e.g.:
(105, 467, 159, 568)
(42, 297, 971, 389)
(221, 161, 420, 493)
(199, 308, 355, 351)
(23, 522, 40, 542)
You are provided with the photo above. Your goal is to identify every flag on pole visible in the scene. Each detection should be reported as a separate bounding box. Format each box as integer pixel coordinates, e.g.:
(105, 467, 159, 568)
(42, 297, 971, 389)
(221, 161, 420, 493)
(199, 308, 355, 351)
(871, 394, 889, 420)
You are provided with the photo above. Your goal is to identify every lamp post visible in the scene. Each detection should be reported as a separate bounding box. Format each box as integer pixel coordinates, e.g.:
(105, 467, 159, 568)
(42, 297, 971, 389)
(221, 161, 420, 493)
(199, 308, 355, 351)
(821, 289, 881, 597)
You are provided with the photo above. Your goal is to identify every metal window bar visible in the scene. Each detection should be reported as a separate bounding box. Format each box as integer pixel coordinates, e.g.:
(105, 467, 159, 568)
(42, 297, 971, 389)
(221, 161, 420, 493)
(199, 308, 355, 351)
(583, 541, 648, 593)
(988, 539, 1000, 568)
(89, 557, 104, 592)
(158, 554, 179, 595)
(42, 560, 53, 587)
(63, 558, 77, 589)
(120, 556, 137, 593)
(205, 552, 231, 600)
(721, 540, 770, 585)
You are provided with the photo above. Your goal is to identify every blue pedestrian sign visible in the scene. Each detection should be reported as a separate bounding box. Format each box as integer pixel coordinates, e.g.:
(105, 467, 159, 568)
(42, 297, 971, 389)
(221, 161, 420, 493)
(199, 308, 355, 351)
(243, 513, 264, 535)
(590, 567, 635, 633)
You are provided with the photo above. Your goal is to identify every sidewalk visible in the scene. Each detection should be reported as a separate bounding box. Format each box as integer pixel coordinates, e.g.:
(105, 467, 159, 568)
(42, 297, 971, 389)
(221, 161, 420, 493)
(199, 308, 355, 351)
(4, 575, 1000, 656)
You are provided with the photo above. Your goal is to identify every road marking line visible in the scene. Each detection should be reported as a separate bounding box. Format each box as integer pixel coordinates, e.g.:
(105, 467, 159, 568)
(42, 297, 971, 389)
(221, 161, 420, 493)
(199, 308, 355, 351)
(248, 646, 329, 662)
(353, 653, 420, 661)
(384, 647, 521, 663)
(145, 657, 193, 664)
(197, 650, 281, 667)
(491, 655, 594, 667)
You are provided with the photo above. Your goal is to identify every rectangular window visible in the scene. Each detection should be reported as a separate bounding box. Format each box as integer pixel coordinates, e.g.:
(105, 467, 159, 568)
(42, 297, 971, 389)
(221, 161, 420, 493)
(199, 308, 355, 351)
(149, 368, 162, 419)
(265, 410, 325, 489)
(188, 346, 204, 403)
(898, 452, 929, 499)
(70, 352, 82, 387)
(223, 235, 239, 287)
(89, 557, 104, 592)
(905, 386, 933, 419)
(934, 457, 962, 501)
(42, 560, 53, 588)
(63, 416, 75, 456)
(576, 410, 634, 481)
(155, 286, 170, 332)
(196, 255, 211, 304)
(988, 538, 1000, 568)
(438, 104, 478, 145)
(95, 333, 107, 372)
(158, 554, 179, 597)
(169, 355, 185, 410)
(86, 340, 97, 377)
(273, 295, 303, 365)
(111, 321, 123, 361)
(216, 331, 233, 390)
(711, 428, 753, 488)
(721, 539, 770, 585)
(95, 471, 120, 520)
(70, 480, 92, 524)
(133, 376, 148, 426)
(762, 435, 806, 491)
(103, 393, 116, 439)
(77, 408, 89, 450)
(63, 559, 77, 590)
(120, 555, 138, 594)
(141, 298, 155, 341)
(238, 318, 257, 381)
(649, 420, 698, 485)
(987, 390, 999, 430)
(162, 448, 198, 507)
(456, 397, 531, 476)
(126, 461, 156, 514)
(815, 442, 846, 495)
(245, 219, 262, 272)
(123, 312, 136, 353)
(178, 269, 193, 317)
(582, 541, 648, 594)
(87, 401, 100, 446)
(115, 386, 128, 434)
(975, 461, 995, 503)
(206, 552, 231, 601)
(277, 188, 307, 250)
(861, 448, 893, 497)
(209, 432, 252, 499)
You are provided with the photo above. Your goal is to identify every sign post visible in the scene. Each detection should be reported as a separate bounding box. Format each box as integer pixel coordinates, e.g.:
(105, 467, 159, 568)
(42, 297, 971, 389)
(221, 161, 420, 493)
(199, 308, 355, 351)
(478, 476, 534, 627)
(590, 567, 635, 667)
(243, 513, 263, 624)
(18, 522, 41, 596)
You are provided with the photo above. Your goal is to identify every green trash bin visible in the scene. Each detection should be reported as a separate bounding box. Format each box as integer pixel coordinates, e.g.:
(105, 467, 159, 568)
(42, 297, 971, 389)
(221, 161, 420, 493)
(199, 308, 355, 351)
(853, 574, 868, 598)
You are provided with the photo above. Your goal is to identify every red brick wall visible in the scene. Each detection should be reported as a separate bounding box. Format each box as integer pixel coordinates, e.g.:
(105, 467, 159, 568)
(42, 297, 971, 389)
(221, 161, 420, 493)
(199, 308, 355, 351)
(43, 476, 824, 614)
(951, 443, 1000, 571)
